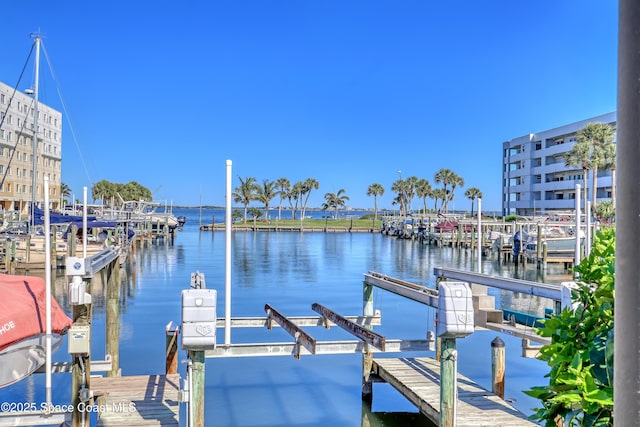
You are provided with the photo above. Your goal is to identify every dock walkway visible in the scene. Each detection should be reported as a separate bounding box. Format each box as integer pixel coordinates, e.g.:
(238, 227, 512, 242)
(372, 357, 538, 427)
(91, 374, 180, 426)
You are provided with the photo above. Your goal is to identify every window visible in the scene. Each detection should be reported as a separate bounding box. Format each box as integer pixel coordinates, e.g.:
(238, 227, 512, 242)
(535, 142, 542, 150)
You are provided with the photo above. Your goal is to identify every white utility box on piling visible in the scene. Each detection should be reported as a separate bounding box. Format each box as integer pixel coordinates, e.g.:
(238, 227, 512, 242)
(181, 289, 217, 350)
(437, 282, 474, 338)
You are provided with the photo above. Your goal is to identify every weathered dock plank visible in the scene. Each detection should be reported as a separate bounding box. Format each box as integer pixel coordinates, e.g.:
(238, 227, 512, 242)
(91, 374, 180, 426)
(372, 357, 537, 427)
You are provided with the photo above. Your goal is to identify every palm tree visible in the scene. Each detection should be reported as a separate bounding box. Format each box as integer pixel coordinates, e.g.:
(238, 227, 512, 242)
(447, 173, 465, 213)
(322, 189, 350, 219)
(289, 181, 305, 220)
(404, 176, 419, 213)
(432, 188, 446, 212)
(255, 179, 277, 221)
(576, 122, 615, 211)
(60, 182, 72, 208)
(415, 178, 432, 214)
(390, 179, 408, 216)
(300, 178, 319, 220)
(233, 176, 258, 224)
(434, 168, 455, 213)
(464, 187, 483, 217)
(366, 183, 385, 221)
(564, 138, 592, 209)
(275, 178, 291, 220)
(601, 142, 617, 211)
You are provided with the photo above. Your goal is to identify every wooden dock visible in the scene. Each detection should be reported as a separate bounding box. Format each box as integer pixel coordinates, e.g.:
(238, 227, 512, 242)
(372, 357, 538, 427)
(91, 374, 181, 426)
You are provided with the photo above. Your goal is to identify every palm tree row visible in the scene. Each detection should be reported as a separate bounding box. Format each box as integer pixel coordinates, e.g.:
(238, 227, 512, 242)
(369, 168, 482, 219)
(232, 176, 323, 224)
(232, 169, 483, 225)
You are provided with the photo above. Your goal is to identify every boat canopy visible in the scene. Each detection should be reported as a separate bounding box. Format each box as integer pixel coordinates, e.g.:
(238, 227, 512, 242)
(0, 275, 72, 353)
(31, 205, 97, 225)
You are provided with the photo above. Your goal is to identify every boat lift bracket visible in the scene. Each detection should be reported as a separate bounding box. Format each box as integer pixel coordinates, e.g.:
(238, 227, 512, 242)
(311, 302, 386, 351)
(264, 304, 317, 359)
(364, 272, 438, 308)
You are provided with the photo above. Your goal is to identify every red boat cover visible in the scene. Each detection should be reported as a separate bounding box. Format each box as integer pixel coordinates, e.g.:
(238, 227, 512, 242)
(0, 275, 72, 352)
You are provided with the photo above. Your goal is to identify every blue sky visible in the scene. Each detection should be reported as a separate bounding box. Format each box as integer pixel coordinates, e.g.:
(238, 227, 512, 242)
(1, 1, 617, 211)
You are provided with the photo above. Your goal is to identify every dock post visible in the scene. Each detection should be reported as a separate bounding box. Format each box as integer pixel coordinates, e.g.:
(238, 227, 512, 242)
(188, 350, 205, 427)
(491, 337, 505, 399)
(542, 242, 548, 271)
(25, 234, 31, 262)
(471, 224, 475, 251)
(362, 281, 374, 403)
(68, 224, 77, 257)
(4, 240, 10, 271)
(536, 226, 542, 268)
(165, 323, 179, 374)
(440, 338, 457, 427)
(106, 260, 121, 377)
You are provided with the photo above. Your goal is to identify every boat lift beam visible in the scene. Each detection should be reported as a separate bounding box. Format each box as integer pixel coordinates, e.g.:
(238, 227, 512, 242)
(432, 267, 562, 302)
(264, 304, 317, 358)
(215, 314, 381, 329)
(363, 272, 438, 308)
(81, 247, 120, 278)
(311, 302, 386, 351)
(205, 339, 430, 358)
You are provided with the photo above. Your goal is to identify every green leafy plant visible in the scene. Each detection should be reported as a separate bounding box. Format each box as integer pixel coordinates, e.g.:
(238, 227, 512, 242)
(525, 228, 614, 427)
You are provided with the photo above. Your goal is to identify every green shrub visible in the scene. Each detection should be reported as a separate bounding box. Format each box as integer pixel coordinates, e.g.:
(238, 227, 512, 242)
(525, 228, 614, 427)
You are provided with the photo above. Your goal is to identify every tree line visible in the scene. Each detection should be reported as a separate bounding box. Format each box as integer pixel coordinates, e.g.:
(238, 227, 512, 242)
(232, 169, 483, 224)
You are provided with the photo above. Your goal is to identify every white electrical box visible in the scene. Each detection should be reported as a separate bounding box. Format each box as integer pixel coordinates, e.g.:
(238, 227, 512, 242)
(181, 289, 216, 350)
(437, 282, 474, 338)
(68, 323, 91, 355)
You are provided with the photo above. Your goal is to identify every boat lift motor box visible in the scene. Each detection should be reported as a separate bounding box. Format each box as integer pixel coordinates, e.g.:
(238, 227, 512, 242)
(437, 282, 474, 338)
(181, 289, 217, 350)
(68, 323, 91, 355)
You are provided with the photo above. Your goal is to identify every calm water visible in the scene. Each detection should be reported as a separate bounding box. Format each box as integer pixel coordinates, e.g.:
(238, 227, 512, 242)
(0, 208, 561, 426)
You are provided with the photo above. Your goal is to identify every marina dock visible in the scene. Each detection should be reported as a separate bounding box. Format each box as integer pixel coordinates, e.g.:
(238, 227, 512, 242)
(91, 374, 181, 426)
(372, 357, 537, 426)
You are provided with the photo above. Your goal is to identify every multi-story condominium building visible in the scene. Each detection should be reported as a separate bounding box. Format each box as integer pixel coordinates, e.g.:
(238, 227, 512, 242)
(0, 80, 62, 213)
(502, 112, 616, 216)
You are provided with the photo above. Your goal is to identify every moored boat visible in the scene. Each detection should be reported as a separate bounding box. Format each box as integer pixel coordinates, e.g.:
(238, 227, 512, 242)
(0, 275, 72, 388)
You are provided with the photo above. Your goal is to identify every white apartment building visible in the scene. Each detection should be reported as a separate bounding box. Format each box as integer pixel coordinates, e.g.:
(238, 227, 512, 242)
(0, 81, 63, 213)
(502, 112, 616, 216)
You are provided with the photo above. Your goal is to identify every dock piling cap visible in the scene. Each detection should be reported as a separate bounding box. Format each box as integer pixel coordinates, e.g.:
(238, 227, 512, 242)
(491, 336, 505, 348)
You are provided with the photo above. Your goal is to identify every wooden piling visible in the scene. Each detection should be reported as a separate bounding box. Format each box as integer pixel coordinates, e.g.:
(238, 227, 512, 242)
(362, 282, 374, 403)
(189, 350, 205, 427)
(166, 323, 179, 375)
(106, 261, 121, 377)
(440, 338, 457, 427)
(491, 337, 505, 399)
(68, 224, 77, 257)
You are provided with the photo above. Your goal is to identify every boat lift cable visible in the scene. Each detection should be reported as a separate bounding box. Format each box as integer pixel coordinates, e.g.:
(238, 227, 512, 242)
(41, 41, 94, 187)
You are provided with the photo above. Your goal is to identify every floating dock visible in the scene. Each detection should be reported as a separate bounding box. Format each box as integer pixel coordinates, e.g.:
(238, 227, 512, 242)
(372, 357, 538, 427)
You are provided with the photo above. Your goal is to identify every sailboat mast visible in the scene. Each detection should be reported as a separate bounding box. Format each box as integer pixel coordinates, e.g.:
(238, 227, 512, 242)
(31, 33, 41, 230)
